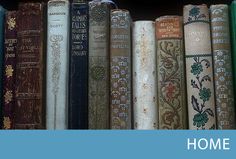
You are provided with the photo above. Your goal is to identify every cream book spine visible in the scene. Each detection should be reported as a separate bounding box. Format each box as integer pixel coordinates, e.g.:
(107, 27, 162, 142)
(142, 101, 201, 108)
(183, 4, 216, 130)
(46, 0, 69, 129)
(132, 21, 158, 129)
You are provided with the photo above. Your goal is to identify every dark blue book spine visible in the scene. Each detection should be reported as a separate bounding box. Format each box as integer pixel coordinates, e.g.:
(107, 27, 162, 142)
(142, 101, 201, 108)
(69, 1, 89, 129)
(0, 6, 6, 129)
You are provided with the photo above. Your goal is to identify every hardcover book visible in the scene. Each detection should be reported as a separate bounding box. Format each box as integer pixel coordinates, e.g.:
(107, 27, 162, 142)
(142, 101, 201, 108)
(183, 4, 216, 130)
(0, 5, 6, 129)
(47, 0, 69, 129)
(132, 21, 158, 130)
(156, 16, 187, 129)
(15, 3, 45, 129)
(88, 1, 110, 129)
(231, 1, 236, 113)
(3, 11, 17, 129)
(110, 9, 132, 129)
(210, 4, 235, 129)
(69, 0, 89, 129)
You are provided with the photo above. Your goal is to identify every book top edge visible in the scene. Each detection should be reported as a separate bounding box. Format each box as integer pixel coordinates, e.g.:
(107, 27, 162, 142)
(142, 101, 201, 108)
(232, 1, 236, 5)
(111, 9, 130, 13)
(210, 4, 228, 9)
(133, 20, 154, 24)
(155, 15, 182, 21)
(48, 0, 69, 4)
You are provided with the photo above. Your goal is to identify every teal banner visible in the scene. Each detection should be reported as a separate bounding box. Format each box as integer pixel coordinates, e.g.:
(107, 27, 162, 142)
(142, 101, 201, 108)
(0, 131, 235, 159)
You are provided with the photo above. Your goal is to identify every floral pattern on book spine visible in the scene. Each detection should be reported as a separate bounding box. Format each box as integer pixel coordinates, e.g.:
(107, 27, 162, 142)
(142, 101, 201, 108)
(189, 56, 215, 130)
(110, 56, 131, 129)
(158, 40, 186, 129)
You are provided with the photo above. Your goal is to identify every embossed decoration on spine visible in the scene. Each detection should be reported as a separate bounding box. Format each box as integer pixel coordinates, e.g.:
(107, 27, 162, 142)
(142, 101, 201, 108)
(50, 35, 63, 128)
(88, 1, 110, 129)
(110, 9, 132, 129)
(132, 21, 158, 129)
(156, 16, 187, 129)
(210, 5, 235, 129)
(184, 4, 216, 130)
(15, 3, 45, 129)
(3, 11, 17, 129)
(47, 0, 69, 129)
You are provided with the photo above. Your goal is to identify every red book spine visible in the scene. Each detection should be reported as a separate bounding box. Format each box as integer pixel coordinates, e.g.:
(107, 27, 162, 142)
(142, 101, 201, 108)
(15, 3, 45, 129)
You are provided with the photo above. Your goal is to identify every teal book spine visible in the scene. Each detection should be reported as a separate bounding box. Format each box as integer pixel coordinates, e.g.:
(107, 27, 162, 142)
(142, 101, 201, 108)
(0, 6, 6, 129)
(231, 1, 236, 109)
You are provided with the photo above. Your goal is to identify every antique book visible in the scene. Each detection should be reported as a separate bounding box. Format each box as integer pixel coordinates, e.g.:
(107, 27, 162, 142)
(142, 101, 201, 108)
(0, 6, 6, 129)
(110, 9, 132, 129)
(88, 1, 110, 129)
(47, 0, 69, 129)
(15, 3, 45, 129)
(231, 1, 236, 111)
(3, 11, 17, 129)
(210, 5, 235, 129)
(156, 16, 187, 129)
(184, 4, 216, 130)
(132, 21, 158, 130)
(69, 0, 89, 129)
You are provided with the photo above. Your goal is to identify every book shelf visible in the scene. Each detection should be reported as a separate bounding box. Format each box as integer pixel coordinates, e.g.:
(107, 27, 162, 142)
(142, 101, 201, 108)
(1, 0, 233, 20)
(0, 0, 235, 130)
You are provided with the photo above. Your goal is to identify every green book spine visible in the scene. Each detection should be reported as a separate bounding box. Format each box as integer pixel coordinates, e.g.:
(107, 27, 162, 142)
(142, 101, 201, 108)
(231, 1, 236, 111)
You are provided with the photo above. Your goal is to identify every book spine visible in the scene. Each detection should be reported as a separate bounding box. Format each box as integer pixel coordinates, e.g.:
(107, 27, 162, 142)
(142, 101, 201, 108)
(3, 11, 17, 129)
(184, 4, 216, 130)
(210, 5, 235, 129)
(156, 16, 187, 129)
(110, 9, 132, 129)
(132, 21, 158, 130)
(231, 1, 236, 105)
(88, 2, 110, 129)
(0, 6, 6, 129)
(69, 0, 89, 129)
(15, 3, 45, 129)
(47, 0, 69, 129)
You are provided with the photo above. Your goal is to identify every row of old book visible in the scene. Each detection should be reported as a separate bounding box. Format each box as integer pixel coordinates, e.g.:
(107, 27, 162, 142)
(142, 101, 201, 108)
(0, 0, 236, 130)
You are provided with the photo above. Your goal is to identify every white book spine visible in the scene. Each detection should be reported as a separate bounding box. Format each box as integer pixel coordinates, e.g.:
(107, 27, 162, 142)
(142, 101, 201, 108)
(46, 0, 69, 129)
(132, 21, 158, 129)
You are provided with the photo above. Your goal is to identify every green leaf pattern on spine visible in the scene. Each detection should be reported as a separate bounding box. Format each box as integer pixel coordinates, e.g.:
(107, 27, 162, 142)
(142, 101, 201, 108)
(188, 6, 206, 22)
(190, 57, 214, 130)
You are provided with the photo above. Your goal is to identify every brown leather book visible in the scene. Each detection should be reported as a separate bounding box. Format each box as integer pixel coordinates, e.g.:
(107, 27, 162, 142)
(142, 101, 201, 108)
(15, 3, 45, 129)
(3, 11, 17, 129)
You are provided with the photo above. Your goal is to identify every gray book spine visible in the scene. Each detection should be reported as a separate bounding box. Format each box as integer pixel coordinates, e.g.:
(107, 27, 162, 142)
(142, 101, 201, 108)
(88, 1, 110, 129)
(210, 4, 235, 129)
